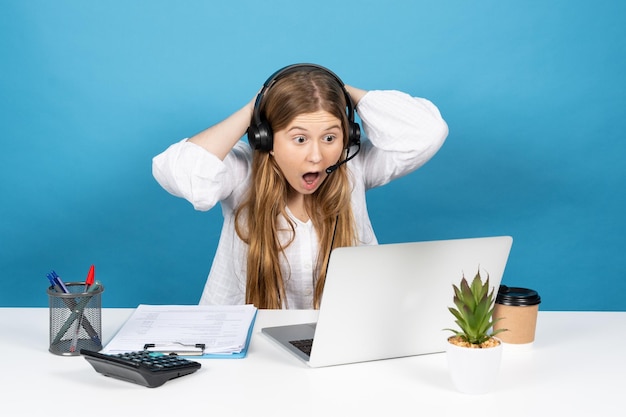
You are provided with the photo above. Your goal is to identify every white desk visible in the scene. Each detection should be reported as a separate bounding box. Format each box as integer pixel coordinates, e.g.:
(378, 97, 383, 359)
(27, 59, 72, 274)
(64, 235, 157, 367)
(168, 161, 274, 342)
(0, 309, 623, 416)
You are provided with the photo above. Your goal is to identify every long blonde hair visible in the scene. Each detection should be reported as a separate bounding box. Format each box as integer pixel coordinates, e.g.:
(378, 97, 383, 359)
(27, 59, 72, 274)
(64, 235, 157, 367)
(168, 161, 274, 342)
(235, 68, 357, 309)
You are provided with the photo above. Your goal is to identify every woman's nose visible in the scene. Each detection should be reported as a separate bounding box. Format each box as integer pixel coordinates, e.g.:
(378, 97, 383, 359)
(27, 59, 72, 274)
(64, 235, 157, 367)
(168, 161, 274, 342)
(307, 141, 322, 163)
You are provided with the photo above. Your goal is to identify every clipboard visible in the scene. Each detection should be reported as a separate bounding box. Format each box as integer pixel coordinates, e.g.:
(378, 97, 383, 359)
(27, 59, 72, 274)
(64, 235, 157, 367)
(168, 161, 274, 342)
(144, 343, 207, 356)
(142, 310, 257, 358)
(101, 304, 258, 359)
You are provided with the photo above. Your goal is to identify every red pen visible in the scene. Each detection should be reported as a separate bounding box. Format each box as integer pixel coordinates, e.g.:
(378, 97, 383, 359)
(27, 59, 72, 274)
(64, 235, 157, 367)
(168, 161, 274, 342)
(85, 264, 95, 291)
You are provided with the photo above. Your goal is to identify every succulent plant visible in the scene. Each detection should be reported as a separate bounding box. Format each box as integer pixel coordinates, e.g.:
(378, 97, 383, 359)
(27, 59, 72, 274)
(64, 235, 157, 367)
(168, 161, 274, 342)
(445, 269, 506, 347)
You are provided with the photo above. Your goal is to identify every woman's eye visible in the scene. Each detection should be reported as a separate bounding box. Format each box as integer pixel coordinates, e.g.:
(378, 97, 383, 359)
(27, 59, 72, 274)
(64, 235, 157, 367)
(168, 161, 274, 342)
(323, 135, 336, 143)
(294, 136, 306, 144)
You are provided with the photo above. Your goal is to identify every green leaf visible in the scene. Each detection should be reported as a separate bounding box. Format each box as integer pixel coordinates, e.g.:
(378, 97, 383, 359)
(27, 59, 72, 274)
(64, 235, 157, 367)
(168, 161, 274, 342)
(444, 268, 504, 345)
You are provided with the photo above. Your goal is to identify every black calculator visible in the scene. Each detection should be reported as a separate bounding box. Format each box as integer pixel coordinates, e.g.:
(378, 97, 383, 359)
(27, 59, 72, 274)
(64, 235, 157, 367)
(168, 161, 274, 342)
(80, 349, 201, 388)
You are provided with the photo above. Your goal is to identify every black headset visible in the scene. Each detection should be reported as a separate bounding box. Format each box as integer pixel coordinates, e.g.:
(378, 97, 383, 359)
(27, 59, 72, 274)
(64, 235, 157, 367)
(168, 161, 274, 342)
(246, 63, 361, 152)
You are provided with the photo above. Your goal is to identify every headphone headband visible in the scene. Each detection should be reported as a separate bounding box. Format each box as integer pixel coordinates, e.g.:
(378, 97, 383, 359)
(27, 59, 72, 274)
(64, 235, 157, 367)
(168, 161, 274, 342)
(247, 63, 361, 152)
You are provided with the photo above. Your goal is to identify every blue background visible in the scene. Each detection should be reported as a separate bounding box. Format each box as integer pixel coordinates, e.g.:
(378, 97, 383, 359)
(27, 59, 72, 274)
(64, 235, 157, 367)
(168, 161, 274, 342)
(1, 1, 624, 310)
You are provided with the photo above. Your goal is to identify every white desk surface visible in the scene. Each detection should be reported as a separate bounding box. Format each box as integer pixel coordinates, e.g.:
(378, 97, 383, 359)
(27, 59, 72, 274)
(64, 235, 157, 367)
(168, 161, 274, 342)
(0, 308, 623, 416)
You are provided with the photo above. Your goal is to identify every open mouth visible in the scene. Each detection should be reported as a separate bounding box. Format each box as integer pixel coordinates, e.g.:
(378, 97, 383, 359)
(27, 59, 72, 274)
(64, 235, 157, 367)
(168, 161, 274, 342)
(302, 172, 321, 191)
(303, 172, 319, 185)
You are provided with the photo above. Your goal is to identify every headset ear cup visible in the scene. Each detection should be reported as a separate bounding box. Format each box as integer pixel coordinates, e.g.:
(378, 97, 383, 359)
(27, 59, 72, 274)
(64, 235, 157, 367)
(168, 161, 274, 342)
(258, 122, 273, 151)
(247, 125, 260, 150)
(247, 122, 273, 151)
(349, 122, 361, 147)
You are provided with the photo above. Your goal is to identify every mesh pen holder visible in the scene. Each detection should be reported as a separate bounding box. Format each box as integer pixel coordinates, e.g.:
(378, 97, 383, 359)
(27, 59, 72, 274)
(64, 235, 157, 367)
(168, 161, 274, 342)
(48, 282, 104, 356)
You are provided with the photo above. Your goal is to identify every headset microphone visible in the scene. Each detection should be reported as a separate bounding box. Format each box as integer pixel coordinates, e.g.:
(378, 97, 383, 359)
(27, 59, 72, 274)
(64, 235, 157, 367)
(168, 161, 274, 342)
(325, 142, 361, 174)
(325, 164, 340, 175)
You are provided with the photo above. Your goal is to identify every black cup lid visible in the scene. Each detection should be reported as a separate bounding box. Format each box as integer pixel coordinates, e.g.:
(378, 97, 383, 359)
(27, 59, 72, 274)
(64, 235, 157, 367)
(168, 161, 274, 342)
(496, 285, 541, 306)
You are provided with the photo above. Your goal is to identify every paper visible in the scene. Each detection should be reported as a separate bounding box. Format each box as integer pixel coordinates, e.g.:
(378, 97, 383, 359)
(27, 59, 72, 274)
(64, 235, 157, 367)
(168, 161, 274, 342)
(102, 304, 257, 355)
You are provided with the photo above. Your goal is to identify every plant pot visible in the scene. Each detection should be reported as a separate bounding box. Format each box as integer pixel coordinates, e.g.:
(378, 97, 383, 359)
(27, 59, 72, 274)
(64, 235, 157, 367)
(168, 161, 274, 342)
(446, 337, 503, 394)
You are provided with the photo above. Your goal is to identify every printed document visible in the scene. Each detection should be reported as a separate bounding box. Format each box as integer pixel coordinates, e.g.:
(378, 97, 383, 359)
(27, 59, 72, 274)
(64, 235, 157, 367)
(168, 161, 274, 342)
(101, 304, 257, 355)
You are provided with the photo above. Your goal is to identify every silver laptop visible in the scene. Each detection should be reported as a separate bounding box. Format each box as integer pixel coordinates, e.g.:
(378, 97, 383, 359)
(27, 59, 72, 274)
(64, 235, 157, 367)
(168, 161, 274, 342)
(262, 236, 513, 367)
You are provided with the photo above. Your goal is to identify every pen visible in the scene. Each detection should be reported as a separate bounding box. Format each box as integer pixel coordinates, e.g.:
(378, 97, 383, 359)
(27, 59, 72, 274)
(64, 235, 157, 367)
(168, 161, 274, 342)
(69, 265, 97, 353)
(85, 264, 95, 291)
(46, 273, 61, 292)
(69, 311, 85, 353)
(52, 280, 102, 346)
(51, 270, 69, 293)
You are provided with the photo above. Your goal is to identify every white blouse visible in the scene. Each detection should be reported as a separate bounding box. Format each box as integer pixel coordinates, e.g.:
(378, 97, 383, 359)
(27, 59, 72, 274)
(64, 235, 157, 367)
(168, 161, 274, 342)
(152, 90, 448, 308)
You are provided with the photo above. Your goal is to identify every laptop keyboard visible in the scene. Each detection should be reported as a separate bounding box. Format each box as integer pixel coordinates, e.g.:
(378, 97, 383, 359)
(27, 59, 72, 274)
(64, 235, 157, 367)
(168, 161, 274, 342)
(289, 339, 314, 356)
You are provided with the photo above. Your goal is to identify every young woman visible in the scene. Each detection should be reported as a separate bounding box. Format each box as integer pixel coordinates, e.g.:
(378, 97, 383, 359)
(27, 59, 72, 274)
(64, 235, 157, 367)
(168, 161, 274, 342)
(152, 64, 448, 309)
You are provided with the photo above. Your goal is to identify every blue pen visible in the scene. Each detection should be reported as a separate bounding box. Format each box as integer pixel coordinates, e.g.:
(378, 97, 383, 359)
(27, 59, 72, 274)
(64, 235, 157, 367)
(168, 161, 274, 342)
(51, 270, 69, 293)
(46, 273, 59, 291)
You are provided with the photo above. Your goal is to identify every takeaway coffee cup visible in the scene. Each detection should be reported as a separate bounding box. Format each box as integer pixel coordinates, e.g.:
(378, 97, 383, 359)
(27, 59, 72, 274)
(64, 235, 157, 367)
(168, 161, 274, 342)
(493, 285, 541, 345)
